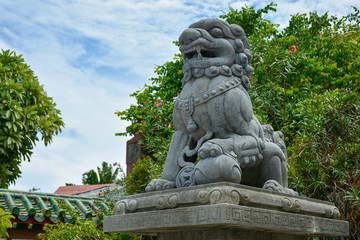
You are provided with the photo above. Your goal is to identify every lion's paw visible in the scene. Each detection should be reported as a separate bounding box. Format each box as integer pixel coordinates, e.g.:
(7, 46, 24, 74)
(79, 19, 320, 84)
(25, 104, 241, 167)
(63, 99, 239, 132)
(262, 180, 298, 196)
(240, 153, 263, 168)
(145, 179, 175, 192)
(198, 138, 234, 160)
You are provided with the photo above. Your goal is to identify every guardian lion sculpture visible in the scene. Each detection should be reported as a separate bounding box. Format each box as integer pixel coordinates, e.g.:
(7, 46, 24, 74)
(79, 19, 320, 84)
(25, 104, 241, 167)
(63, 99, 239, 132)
(146, 18, 296, 195)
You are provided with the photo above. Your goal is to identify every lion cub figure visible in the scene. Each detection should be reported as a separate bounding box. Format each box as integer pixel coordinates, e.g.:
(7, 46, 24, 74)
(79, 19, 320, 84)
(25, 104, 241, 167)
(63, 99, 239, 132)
(146, 18, 296, 195)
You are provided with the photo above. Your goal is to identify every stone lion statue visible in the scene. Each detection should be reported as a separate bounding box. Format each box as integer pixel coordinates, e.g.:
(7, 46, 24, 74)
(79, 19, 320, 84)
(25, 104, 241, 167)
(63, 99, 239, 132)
(146, 18, 296, 195)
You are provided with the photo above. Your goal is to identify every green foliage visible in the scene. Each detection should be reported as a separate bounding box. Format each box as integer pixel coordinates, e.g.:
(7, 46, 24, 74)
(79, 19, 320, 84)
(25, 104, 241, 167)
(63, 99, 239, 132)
(83, 169, 100, 185)
(287, 90, 360, 238)
(38, 200, 111, 240)
(219, 2, 279, 38)
(115, 52, 183, 194)
(118, 155, 164, 195)
(82, 162, 121, 185)
(0, 208, 14, 238)
(29, 187, 41, 192)
(0, 49, 64, 188)
(39, 218, 108, 240)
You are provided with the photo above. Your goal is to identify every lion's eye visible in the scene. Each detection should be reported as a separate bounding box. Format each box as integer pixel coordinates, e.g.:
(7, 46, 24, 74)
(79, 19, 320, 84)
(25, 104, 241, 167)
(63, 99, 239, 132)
(209, 27, 223, 38)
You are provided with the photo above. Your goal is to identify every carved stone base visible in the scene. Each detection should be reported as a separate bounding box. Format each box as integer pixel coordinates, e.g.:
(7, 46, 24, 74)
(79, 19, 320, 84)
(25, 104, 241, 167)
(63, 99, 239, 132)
(104, 183, 349, 239)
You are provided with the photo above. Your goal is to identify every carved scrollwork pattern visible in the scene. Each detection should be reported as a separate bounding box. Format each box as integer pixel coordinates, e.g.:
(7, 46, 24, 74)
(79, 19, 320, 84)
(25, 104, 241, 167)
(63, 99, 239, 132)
(230, 189, 250, 205)
(156, 193, 180, 209)
(230, 189, 240, 204)
(196, 189, 224, 204)
(325, 206, 340, 219)
(114, 199, 138, 215)
(197, 190, 209, 204)
(196, 188, 250, 205)
(281, 197, 301, 213)
(209, 189, 222, 204)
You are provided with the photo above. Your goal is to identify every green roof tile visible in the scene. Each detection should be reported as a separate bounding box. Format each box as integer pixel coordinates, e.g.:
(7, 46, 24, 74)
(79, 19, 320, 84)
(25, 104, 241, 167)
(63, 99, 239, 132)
(0, 189, 108, 226)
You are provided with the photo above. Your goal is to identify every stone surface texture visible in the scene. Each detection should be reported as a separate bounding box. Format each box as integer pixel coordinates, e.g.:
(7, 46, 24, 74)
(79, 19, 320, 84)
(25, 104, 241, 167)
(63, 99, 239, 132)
(104, 183, 349, 239)
(146, 18, 294, 195)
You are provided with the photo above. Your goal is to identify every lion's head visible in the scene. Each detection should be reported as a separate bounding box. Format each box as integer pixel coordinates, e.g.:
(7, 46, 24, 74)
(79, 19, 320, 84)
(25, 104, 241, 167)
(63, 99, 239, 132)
(179, 18, 253, 91)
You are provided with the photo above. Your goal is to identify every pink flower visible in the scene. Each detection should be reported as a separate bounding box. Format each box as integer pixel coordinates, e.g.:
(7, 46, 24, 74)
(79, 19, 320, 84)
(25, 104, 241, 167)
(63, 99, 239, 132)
(289, 45, 296, 54)
(156, 103, 163, 107)
(113, 162, 118, 166)
(157, 98, 160, 101)
(155, 115, 158, 118)
(141, 120, 144, 123)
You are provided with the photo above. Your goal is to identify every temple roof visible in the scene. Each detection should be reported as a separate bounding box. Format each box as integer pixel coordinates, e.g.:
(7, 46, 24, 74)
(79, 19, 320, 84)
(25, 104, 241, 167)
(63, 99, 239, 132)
(54, 183, 116, 195)
(0, 189, 108, 227)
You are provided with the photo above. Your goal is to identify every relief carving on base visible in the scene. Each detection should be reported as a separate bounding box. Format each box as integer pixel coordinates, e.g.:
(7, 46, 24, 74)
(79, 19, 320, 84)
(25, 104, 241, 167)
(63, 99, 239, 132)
(281, 196, 301, 213)
(156, 193, 180, 209)
(114, 199, 138, 215)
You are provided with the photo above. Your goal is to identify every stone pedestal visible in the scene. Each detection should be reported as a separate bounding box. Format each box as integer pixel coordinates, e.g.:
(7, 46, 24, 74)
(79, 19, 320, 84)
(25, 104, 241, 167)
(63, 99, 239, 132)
(104, 183, 349, 240)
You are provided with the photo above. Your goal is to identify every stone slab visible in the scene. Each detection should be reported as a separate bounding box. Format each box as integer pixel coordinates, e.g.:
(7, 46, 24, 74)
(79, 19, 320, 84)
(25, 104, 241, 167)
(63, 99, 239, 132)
(104, 203, 348, 237)
(111, 182, 341, 219)
(104, 183, 349, 238)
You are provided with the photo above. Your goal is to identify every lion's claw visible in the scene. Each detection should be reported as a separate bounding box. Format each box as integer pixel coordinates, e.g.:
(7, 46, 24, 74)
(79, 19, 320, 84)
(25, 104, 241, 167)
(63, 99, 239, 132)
(240, 154, 260, 168)
(145, 179, 175, 192)
(198, 140, 224, 159)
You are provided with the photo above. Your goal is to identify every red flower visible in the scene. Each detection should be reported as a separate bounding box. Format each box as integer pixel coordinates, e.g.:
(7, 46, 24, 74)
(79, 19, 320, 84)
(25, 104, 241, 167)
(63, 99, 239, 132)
(289, 45, 296, 54)
(113, 162, 118, 166)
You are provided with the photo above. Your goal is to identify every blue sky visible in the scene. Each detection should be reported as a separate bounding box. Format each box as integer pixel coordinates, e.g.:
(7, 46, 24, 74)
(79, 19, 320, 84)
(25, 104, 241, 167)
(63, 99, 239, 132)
(0, 0, 358, 193)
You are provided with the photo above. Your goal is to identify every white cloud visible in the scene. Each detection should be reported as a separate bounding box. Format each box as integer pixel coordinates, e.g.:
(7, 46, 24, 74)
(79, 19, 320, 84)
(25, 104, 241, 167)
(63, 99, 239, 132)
(0, 0, 358, 193)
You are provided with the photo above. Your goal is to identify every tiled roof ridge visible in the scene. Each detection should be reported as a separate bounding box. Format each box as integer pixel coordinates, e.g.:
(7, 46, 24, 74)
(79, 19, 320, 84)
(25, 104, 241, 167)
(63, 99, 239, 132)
(54, 183, 117, 195)
(0, 189, 102, 200)
(0, 188, 109, 226)
(59, 183, 116, 188)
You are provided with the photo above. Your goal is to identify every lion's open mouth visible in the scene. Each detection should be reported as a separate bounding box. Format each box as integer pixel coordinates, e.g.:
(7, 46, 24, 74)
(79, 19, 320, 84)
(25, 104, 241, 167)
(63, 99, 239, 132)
(182, 46, 216, 60)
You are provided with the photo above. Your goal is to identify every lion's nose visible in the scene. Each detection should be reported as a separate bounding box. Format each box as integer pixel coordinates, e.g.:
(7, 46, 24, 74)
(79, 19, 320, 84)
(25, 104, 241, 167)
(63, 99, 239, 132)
(179, 28, 201, 45)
